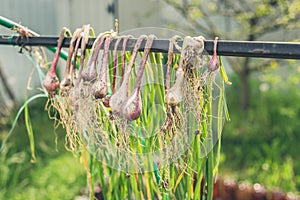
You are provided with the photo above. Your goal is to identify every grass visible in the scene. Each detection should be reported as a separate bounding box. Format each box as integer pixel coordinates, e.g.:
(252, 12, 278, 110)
(13, 154, 86, 200)
(0, 100, 86, 200)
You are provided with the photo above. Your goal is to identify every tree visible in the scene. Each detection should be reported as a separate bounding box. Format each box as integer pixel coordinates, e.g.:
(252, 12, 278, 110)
(161, 0, 300, 111)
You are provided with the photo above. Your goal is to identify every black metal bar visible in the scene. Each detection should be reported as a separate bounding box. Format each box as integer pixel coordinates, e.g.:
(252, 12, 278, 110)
(1, 35, 300, 59)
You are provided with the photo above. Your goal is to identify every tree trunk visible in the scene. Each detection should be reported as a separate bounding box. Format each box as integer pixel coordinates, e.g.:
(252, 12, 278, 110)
(239, 58, 250, 111)
(239, 30, 255, 112)
(0, 62, 16, 105)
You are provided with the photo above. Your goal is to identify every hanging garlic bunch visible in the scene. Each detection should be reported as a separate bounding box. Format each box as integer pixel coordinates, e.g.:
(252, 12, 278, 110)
(91, 35, 112, 99)
(121, 35, 156, 120)
(60, 28, 83, 91)
(81, 32, 111, 83)
(109, 35, 147, 116)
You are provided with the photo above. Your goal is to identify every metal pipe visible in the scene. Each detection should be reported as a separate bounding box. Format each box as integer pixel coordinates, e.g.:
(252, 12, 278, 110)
(0, 16, 69, 61)
(1, 35, 300, 59)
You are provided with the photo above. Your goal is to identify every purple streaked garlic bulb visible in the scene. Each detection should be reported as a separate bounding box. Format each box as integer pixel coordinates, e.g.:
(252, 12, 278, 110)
(43, 29, 66, 95)
(207, 37, 220, 72)
(91, 35, 111, 99)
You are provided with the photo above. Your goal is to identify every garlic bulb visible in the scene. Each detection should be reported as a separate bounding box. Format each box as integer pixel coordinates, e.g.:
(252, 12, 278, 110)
(207, 37, 220, 72)
(164, 67, 184, 106)
(43, 28, 67, 95)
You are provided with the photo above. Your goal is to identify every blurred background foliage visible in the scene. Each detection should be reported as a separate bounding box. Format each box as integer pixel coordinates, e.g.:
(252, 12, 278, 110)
(221, 61, 300, 192)
(1, 0, 300, 199)
(161, 0, 300, 192)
